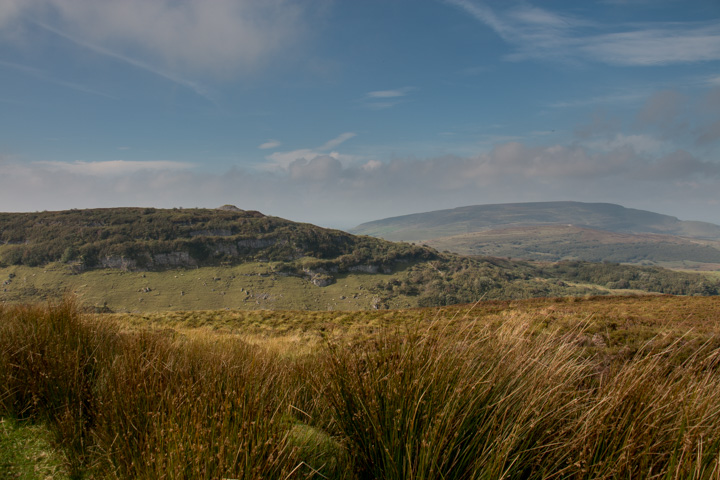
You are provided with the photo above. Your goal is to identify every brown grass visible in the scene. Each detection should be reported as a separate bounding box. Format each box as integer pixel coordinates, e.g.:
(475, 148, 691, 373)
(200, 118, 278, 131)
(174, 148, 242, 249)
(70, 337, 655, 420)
(1, 295, 719, 478)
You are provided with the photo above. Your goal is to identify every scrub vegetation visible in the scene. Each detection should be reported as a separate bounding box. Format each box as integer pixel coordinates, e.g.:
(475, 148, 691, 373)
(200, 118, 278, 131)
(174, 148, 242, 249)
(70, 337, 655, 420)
(1, 207, 718, 313)
(2, 296, 720, 479)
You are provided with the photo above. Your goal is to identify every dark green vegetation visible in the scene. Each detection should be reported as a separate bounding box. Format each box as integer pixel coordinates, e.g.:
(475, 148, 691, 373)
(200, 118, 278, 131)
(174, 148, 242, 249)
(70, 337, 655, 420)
(2, 297, 720, 479)
(351, 201, 720, 269)
(0, 206, 432, 271)
(1, 207, 719, 312)
(1, 255, 718, 313)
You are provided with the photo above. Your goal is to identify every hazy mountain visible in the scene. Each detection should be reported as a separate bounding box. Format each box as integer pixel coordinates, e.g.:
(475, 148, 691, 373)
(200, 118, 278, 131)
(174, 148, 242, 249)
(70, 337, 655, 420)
(349, 202, 720, 269)
(350, 202, 720, 242)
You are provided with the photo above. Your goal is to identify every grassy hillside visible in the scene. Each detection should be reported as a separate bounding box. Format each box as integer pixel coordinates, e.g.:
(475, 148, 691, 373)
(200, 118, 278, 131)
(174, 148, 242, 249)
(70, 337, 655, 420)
(0, 206, 433, 272)
(2, 256, 718, 313)
(425, 225, 720, 269)
(351, 201, 720, 242)
(1, 206, 718, 312)
(2, 297, 720, 478)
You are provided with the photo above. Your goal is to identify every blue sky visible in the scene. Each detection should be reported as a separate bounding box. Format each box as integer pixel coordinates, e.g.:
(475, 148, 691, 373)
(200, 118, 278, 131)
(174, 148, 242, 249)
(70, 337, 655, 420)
(1, 0, 720, 228)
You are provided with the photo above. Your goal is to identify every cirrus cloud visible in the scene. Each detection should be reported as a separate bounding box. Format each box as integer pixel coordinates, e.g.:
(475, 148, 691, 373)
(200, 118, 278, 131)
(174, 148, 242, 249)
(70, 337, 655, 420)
(1, 0, 316, 78)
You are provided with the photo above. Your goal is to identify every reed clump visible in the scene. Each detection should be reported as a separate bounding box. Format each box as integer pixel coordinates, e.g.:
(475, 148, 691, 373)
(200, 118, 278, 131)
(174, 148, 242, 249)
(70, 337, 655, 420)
(1, 299, 720, 479)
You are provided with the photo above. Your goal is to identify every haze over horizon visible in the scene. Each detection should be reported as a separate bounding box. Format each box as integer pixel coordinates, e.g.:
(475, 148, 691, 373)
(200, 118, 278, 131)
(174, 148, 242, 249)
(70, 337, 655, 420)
(1, 0, 719, 228)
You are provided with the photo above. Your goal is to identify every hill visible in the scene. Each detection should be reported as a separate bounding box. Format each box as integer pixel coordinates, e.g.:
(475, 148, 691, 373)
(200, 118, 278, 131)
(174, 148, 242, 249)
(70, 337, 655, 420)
(0, 206, 434, 272)
(350, 202, 720, 269)
(1, 206, 718, 312)
(351, 201, 720, 241)
(426, 225, 720, 269)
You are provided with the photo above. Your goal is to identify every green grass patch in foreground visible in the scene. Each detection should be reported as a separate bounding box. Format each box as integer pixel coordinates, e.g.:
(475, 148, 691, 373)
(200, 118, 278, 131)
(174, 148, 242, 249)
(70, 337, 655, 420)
(2, 298, 720, 478)
(0, 417, 70, 480)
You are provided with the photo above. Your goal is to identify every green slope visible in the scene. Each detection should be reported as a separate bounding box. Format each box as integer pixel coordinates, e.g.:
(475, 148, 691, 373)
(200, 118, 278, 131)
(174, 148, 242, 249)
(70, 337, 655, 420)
(425, 225, 720, 269)
(1, 206, 718, 312)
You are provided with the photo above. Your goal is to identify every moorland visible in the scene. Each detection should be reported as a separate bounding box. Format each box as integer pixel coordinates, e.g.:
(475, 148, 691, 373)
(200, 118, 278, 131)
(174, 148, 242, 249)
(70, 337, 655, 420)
(2, 205, 720, 478)
(351, 201, 720, 270)
(2, 295, 720, 479)
(1, 206, 719, 312)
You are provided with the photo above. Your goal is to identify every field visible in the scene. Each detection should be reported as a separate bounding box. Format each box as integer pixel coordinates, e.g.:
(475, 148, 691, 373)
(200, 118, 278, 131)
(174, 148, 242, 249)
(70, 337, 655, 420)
(0, 263, 414, 312)
(2, 295, 720, 479)
(424, 225, 720, 270)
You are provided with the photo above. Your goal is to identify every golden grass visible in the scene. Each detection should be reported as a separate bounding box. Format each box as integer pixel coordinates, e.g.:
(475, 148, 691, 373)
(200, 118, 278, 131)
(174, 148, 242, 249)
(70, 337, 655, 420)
(2, 295, 720, 478)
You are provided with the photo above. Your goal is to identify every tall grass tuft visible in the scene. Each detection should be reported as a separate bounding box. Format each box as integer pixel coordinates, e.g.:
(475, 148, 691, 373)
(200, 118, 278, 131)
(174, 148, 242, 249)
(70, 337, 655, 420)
(0, 299, 118, 475)
(318, 319, 591, 479)
(0, 301, 341, 479)
(2, 299, 720, 478)
(90, 333, 310, 479)
(564, 342, 720, 479)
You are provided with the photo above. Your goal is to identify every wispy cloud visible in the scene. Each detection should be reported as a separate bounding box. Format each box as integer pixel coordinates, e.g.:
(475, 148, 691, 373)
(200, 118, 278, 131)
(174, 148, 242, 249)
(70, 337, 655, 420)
(363, 87, 416, 109)
(319, 132, 356, 150)
(34, 160, 194, 176)
(33, 21, 216, 103)
(258, 140, 281, 150)
(582, 26, 720, 66)
(549, 91, 647, 109)
(0, 58, 116, 99)
(4, 0, 313, 78)
(706, 75, 720, 87)
(366, 87, 415, 99)
(446, 0, 720, 66)
(263, 132, 357, 170)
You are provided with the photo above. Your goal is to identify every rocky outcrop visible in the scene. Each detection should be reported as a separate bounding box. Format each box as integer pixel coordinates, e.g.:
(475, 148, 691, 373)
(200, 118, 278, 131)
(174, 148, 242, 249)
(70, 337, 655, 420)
(216, 204, 242, 212)
(348, 264, 380, 274)
(310, 274, 335, 287)
(100, 256, 137, 271)
(152, 252, 197, 267)
(302, 267, 336, 287)
(211, 243, 239, 257)
(237, 238, 281, 249)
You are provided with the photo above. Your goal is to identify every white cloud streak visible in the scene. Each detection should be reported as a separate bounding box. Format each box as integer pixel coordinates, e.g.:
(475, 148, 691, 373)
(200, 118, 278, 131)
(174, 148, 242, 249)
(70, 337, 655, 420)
(2, 0, 313, 78)
(0, 58, 117, 99)
(32, 20, 216, 102)
(264, 132, 357, 170)
(446, 0, 720, 66)
(363, 87, 417, 109)
(258, 140, 281, 150)
(34, 160, 195, 176)
(366, 87, 415, 99)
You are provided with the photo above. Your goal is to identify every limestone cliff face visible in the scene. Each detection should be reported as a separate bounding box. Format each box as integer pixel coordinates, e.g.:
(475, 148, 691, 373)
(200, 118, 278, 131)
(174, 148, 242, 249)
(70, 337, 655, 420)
(348, 265, 380, 274)
(152, 252, 197, 268)
(0, 208, 439, 289)
(101, 256, 138, 271)
(236, 238, 282, 249)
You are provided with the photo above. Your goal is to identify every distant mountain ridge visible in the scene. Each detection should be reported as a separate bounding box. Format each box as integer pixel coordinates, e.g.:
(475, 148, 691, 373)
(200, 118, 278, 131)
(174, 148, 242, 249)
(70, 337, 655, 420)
(350, 202, 720, 242)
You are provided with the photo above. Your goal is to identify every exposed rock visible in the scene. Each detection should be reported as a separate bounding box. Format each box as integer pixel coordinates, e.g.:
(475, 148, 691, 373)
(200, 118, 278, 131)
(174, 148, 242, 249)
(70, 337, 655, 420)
(216, 204, 241, 211)
(101, 256, 137, 271)
(311, 275, 335, 287)
(212, 243, 239, 256)
(153, 251, 197, 267)
(237, 238, 279, 249)
(348, 264, 380, 274)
